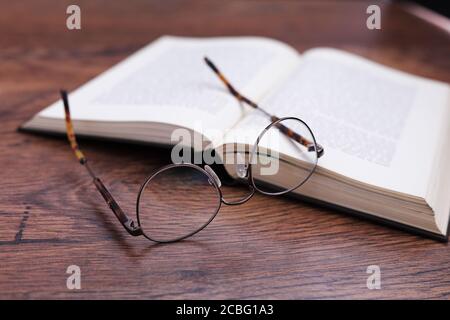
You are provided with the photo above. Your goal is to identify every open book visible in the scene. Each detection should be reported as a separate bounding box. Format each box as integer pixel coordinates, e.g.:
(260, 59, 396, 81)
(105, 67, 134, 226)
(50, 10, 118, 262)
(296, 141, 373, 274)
(21, 36, 450, 240)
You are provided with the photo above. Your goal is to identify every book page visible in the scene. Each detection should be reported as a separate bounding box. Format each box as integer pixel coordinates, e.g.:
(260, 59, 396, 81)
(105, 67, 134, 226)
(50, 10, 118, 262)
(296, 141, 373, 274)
(225, 48, 449, 198)
(37, 36, 299, 140)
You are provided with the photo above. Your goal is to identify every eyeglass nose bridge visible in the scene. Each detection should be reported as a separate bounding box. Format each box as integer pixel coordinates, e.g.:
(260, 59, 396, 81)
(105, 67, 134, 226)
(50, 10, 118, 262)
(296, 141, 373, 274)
(204, 165, 255, 206)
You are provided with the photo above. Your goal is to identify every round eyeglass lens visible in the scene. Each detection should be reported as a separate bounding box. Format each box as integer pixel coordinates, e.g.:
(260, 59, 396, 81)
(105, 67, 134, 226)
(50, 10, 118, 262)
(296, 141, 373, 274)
(249, 117, 318, 195)
(137, 164, 221, 242)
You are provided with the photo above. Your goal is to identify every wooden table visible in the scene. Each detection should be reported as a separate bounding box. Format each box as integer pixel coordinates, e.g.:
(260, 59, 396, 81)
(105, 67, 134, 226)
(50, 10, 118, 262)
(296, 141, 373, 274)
(1, 0, 449, 299)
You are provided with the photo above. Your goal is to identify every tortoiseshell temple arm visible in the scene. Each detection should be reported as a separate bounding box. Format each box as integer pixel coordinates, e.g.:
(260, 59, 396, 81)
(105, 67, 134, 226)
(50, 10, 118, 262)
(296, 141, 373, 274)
(204, 57, 324, 158)
(269, 115, 323, 156)
(60, 90, 143, 236)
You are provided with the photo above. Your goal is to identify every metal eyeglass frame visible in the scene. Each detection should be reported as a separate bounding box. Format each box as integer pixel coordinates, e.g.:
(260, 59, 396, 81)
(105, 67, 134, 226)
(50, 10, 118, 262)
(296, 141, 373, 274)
(60, 58, 324, 243)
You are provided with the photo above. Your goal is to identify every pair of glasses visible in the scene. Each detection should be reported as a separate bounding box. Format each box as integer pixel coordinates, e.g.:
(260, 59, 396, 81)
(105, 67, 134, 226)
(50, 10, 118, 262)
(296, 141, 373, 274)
(61, 58, 324, 243)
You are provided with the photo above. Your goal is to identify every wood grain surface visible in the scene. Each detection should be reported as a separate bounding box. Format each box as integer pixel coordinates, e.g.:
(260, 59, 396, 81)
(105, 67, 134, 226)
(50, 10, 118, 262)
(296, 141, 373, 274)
(1, 0, 450, 299)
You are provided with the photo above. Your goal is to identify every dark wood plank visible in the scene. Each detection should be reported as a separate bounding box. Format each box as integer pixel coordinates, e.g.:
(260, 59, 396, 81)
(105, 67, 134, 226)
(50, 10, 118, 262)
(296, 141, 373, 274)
(0, 0, 449, 299)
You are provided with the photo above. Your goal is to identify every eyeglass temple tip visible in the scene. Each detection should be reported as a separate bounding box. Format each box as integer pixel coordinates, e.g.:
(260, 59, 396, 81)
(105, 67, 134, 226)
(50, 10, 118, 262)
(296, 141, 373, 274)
(60, 89, 87, 164)
(203, 56, 219, 73)
(60, 88, 68, 100)
(60, 89, 70, 112)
